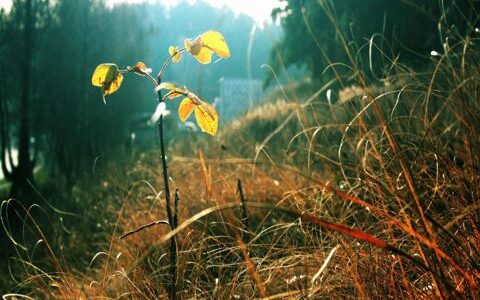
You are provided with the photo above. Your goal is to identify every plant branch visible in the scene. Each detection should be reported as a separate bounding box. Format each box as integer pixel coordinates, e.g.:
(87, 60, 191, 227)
(121, 68, 159, 87)
(145, 72, 159, 86)
(157, 48, 186, 84)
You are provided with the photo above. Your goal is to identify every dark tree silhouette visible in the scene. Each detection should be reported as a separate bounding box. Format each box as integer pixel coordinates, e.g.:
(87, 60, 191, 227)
(1, 0, 38, 198)
(269, 0, 479, 83)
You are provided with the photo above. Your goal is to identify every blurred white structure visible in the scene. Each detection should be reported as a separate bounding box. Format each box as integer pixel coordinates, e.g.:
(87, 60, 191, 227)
(217, 78, 263, 120)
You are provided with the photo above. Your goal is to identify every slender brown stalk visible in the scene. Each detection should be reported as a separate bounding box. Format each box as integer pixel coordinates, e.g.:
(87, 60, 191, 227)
(119, 220, 169, 240)
(167, 189, 179, 300)
(158, 114, 173, 227)
(237, 179, 249, 243)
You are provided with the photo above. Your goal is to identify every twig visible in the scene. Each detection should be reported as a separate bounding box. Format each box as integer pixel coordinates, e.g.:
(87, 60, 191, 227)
(237, 179, 249, 243)
(119, 220, 169, 240)
(174, 188, 179, 228)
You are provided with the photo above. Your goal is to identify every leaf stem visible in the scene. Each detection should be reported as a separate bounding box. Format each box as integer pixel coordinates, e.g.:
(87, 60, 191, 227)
(157, 48, 186, 84)
(119, 68, 159, 87)
(145, 72, 159, 86)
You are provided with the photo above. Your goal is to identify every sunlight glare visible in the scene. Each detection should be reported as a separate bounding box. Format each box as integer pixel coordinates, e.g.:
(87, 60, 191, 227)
(106, 0, 281, 24)
(0, 0, 12, 12)
(1, 0, 281, 25)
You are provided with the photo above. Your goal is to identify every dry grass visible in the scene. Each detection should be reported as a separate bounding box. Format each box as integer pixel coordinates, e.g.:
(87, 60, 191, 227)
(2, 7, 480, 300)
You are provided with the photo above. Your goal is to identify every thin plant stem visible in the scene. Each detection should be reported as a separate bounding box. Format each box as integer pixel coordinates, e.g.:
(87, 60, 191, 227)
(155, 49, 185, 300)
(119, 220, 169, 240)
(155, 48, 187, 226)
(158, 114, 173, 227)
(158, 48, 186, 83)
(158, 112, 177, 300)
(168, 189, 180, 299)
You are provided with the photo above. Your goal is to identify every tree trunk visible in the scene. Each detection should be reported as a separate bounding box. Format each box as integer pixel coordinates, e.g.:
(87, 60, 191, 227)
(10, 0, 35, 198)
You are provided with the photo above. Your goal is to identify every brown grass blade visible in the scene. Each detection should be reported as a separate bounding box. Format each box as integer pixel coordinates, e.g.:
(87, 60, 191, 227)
(198, 148, 212, 198)
(160, 202, 428, 270)
(237, 236, 268, 298)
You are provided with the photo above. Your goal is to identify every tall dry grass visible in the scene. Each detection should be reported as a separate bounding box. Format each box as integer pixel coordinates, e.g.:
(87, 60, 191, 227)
(2, 2, 480, 299)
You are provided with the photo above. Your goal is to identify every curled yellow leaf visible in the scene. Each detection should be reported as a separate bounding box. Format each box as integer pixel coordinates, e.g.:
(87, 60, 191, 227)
(135, 62, 147, 72)
(166, 89, 185, 99)
(184, 30, 230, 64)
(194, 102, 218, 135)
(169, 46, 182, 63)
(173, 87, 218, 135)
(191, 47, 213, 64)
(184, 37, 203, 56)
(158, 82, 177, 90)
(185, 90, 202, 105)
(103, 73, 123, 95)
(178, 97, 196, 122)
(201, 30, 230, 59)
(132, 61, 152, 76)
(157, 82, 187, 99)
(91, 63, 123, 99)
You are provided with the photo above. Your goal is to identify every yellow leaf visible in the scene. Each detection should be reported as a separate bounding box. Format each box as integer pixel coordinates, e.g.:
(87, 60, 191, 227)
(132, 61, 151, 75)
(192, 47, 213, 64)
(91, 64, 118, 87)
(178, 97, 196, 122)
(169, 46, 182, 63)
(201, 30, 230, 59)
(103, 73, 123, 95)
(186, 90, 202, 105)
(184, 37, 202, 56)
(158, 82, 177, 90)
(195, 101, 218, 135)
(157, 83, 186, 99)
(91, 63, 123, 96)
(184, 31, 230, 64)
(135, 62, 147, 72)
(167, 89, 185, 99)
